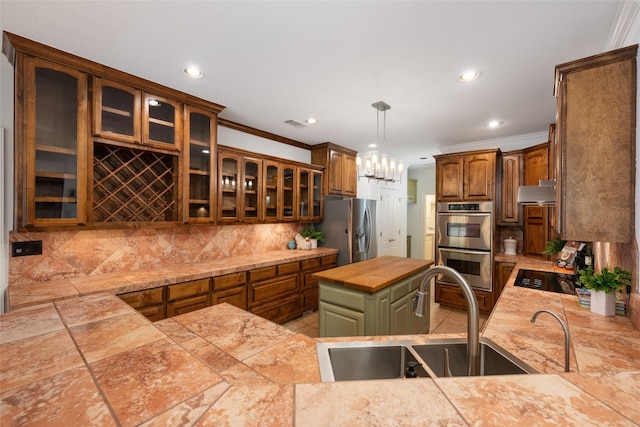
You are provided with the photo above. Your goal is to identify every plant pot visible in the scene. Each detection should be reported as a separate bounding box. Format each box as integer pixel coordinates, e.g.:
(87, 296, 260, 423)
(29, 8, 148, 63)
(310, 238, 318, 249)
(590, 290, 616, 316)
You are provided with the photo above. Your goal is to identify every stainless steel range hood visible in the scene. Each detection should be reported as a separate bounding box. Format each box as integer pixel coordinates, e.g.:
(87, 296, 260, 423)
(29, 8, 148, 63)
(517, 180, 556, 205)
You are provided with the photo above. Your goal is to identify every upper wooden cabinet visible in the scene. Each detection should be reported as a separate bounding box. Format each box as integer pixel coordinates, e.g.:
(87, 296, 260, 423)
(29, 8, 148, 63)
(184, 106, 217, 223)
(93, 78, 183, 151)
(434, 149, 499, 202)
(498, 150, 523, 225)
(92, 78, 141, 144)
(19, 57, 88, 228)
(4, 32, 324, 230)
(522, 143, 550, 258)
(554, 44, 637, 243)
(311, 142, 357, 197)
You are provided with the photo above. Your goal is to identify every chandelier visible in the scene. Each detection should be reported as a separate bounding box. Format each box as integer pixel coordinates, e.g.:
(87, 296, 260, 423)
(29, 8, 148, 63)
(356, 101, 404, 183)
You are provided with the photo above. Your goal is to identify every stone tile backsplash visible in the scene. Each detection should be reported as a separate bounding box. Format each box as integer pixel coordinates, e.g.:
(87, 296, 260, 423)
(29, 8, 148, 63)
(9, 223, 303, 286)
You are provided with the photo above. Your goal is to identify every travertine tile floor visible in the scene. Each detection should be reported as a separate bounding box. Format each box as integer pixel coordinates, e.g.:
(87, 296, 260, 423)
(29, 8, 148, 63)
(284, 302, 489, 338)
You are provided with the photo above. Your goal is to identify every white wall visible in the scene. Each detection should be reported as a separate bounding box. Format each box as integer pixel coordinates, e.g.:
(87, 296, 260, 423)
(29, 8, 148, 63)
(217, 126, 310, 164)
(407, 164, 436, 259)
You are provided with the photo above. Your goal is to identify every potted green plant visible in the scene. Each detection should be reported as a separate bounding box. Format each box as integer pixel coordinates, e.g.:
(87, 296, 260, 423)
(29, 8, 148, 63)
(576, 266, 631, 316)
(542, 237, 567, 256)
(301, 225, 325, 249)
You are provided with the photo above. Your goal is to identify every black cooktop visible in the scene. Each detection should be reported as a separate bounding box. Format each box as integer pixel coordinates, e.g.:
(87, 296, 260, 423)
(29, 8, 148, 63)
(514, 269, 577, 294)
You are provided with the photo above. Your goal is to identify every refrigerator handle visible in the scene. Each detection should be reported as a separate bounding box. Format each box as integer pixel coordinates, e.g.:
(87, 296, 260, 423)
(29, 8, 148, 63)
(364, 204, 371, 254)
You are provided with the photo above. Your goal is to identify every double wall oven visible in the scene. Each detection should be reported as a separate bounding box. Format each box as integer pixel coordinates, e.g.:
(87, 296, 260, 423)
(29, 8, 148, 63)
(436, 202, 493, 291)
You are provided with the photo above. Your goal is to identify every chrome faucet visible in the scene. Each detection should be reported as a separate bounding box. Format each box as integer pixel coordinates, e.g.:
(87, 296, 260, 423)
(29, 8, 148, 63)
(530, 309, 571, 372)
(414, 265, 480, 376)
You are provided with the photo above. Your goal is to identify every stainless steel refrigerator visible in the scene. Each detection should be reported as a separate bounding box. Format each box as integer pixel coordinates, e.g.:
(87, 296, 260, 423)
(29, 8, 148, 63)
(321, 198, 377, 266)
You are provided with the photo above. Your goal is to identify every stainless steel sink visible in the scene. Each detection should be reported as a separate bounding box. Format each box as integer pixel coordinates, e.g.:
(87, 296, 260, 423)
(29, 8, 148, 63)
(411, 338, 537, 377)
(318, 341, 429, 381)
(317, 338, 536, 382)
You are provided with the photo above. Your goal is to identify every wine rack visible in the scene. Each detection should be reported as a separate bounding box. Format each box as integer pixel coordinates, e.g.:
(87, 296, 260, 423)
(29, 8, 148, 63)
(93, 143, 178, 223)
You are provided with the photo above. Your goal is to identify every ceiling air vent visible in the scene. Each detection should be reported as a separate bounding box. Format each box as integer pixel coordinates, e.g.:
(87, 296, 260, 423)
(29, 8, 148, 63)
(285, 119, 307, 128)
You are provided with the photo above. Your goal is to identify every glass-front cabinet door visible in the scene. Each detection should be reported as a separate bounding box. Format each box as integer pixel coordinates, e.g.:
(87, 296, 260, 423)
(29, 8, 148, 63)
(264, 161, 280, 222)
(312, 170, 323, 221)
(185, 106, 216, 223)
(92, 77, 141, 144)
(218, 151, 240, 222)
(23, 57, 87, 227)
(282, 164, 296, 221)
(298, 168, 311, 221)
(143, 93, 182, 150)
(242, 157, 262, 222)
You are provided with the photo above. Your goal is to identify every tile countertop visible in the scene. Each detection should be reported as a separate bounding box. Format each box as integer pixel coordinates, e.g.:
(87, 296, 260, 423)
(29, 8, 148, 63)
(2, 259, 640, 426)
(7, 248, 339, 311)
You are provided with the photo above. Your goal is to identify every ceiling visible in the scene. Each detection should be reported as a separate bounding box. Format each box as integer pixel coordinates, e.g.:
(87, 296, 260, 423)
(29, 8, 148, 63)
(0, 1, 628, 169)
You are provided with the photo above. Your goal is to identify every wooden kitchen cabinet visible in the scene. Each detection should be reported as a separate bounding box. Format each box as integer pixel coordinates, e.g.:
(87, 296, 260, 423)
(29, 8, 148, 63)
(119, 287, 166, 322)
(435, 282, 494, 315)
(434, 149, 499, 202)
(298, 168, 323, 222)
(218, 150, 240, 222)
(17, 57, 88, 228)
(249, 266, 300, 324)
(311, 142, 357, 197)
(92, 77, 141, 145)
(554, 45, 637, 243)
(94, 78, 182, 151)
(389, 274, 429, 335)
(493, 261, 516, 305)
(166, 278, 212, 318)
(242, 156, 262, 222)
(522, 142, 550, 258)
(299, 254, 337, 314)
(282, 164, 296, 221)
(212, 271, 248, 310)
(184, 105, 217, 223)
(498, 150, 523, 225)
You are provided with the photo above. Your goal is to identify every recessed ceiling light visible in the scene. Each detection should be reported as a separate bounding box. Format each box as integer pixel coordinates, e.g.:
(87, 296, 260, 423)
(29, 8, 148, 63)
(486, 120, 503, 128)
(183, 66, 203, 79)
(459, 70, 481, 82)
(306, 118, 318, 125)
(368, 143, 377, 149)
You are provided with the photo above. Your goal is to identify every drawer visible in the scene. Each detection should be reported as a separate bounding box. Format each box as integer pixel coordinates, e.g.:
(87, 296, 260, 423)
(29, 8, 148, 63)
(138, 305, 166, 322)
(213, 285, 248, 311)
(213, 272, 246, 290)
(167, 294, 211, 317)
(249, 266, 277, 282)
(250, 273, 298, 306)
(251, 293, 299, 324)
(390, 279, 412, 303)
(119, 287, 165, 309)
(318, 282, 365, 312)
(167, 278, 211, 301)
(321, 254, 338, 266)
(301, 257, 321, 270)
(278, 261, 300, 275)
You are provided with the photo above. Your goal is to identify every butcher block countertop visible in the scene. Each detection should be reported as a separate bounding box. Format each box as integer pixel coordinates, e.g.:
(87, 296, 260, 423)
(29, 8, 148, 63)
(312, 256, 433, 293)
(2, 257, 640, 425)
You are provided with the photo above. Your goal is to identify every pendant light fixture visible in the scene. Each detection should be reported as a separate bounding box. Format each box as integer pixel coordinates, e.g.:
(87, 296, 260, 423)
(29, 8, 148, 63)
(356, 101, 404, 183)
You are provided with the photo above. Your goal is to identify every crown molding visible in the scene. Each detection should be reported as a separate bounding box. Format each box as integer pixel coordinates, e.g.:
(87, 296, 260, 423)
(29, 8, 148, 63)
(605, 0, 640, 50)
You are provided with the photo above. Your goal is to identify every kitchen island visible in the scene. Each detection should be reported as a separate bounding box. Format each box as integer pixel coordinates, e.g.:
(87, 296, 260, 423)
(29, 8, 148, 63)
(1, 258, 639, 426)
(313, 256, 432, 336)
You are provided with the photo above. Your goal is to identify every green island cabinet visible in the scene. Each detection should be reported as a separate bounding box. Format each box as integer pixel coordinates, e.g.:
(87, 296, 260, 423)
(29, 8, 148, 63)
(314, 256, 432, 337)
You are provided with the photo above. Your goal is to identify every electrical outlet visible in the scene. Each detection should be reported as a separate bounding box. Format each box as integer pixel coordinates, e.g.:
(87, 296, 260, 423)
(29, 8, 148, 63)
(12, 240, 43, 257)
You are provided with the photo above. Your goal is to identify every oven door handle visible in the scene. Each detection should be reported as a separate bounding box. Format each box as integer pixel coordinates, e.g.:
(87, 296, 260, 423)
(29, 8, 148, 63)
(437, 212, 491, 217)
(438, 247, 491, 256)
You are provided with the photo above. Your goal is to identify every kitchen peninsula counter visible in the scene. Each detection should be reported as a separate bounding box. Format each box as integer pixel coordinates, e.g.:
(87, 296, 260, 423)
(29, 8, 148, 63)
(2, 259, 640, 425)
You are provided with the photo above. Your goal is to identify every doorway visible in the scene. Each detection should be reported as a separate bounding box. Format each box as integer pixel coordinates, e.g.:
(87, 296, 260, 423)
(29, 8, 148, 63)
(423, 194, 436, 262)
